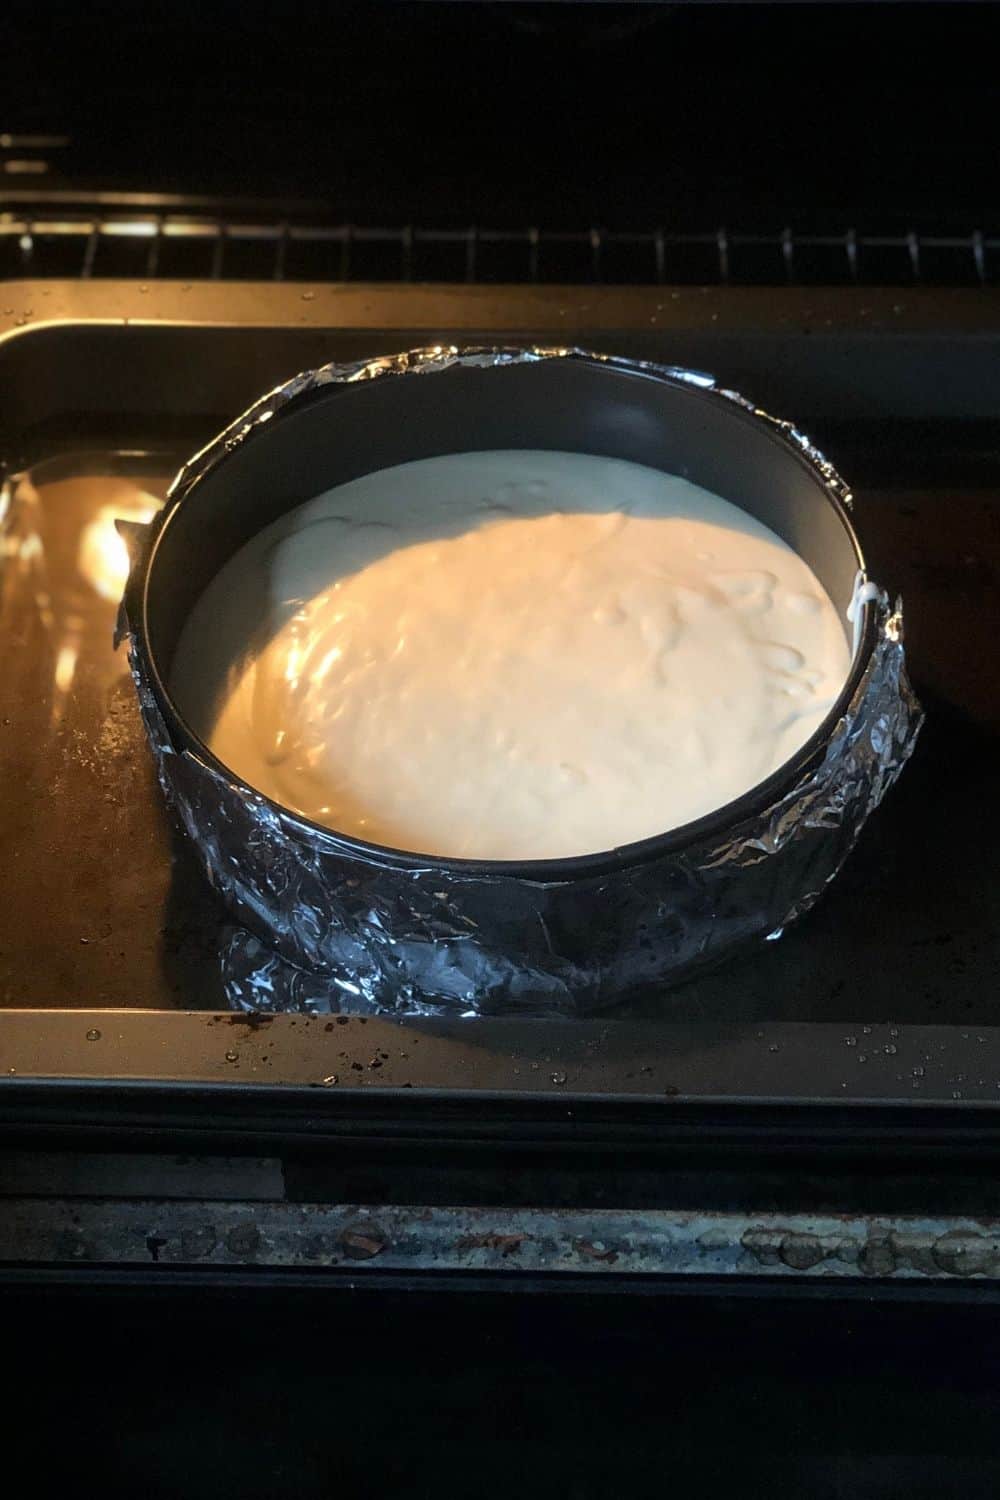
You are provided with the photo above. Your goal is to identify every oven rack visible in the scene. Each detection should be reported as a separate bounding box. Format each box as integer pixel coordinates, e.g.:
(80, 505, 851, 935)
(2, 198, 998, 288)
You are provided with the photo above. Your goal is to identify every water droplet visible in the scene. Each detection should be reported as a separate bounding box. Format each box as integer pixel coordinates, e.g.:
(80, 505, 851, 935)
(858, 1054, 867, 1063)
(181, 283, 192, 291)
(321, 1074, 338, 1086)
(224, 1049, 238, 1063)
(85, 1028, 101, 1042)
(529, 1062, 539, 1071)
(912, 1066, 925, 1078)
(885, 1044, 897, 1056)
(768, 1044, 780, 1053)
(550, 1071, 568, 1086)
(889, 1027, 899, 1039)
(7, 1067, 16, 1075)
(953, 1090, 963, 1100)
(300, 290, 316, 301)
(845, 1036, 857, 1047)
(2, 308, 12, 315)
(138, 283, 149, 293)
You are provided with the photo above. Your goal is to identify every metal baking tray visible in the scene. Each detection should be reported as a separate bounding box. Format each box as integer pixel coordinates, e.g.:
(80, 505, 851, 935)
(1, 280, 998, 1156)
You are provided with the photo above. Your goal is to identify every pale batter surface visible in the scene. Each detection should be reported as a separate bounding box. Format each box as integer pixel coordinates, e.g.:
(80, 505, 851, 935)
(169, 451, 852, 860)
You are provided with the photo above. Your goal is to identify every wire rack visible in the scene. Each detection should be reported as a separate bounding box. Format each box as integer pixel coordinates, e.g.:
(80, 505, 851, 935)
(1, 205, 996, 286)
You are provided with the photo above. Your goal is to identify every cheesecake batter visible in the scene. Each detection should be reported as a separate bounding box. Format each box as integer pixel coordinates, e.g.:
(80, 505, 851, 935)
(169, 451, 852, 860)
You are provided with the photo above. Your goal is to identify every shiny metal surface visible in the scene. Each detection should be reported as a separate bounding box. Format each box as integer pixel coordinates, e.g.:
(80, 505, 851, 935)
(3, 199, 1000, 287)
(0, 454, 228, 1009)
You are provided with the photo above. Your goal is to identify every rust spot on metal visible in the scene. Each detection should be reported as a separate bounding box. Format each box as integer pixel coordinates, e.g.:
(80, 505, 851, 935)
(859, 1230, 897, 1277)
(745, 1226, 856, 1273)
(931, 1229, 997, 1277)
(779, 1233, 825, 1271)
(456, 1232, 527, 1257)
(889, 1228, 937, 1276)
(339, 1226, 387, 1260)
(741, 1227, 784, 1267)
(574, 1239, 618, 1265)
(225, 1222, 262, 1258)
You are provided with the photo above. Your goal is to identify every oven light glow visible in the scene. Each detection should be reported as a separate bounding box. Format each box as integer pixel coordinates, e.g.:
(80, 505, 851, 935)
(53, 643, 78, 694)
(77, 498, 161, 603)
(103, 220, 157, 238)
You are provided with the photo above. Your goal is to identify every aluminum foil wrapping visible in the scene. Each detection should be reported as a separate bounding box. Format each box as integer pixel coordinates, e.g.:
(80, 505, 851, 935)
(119, 346, 923, 1018)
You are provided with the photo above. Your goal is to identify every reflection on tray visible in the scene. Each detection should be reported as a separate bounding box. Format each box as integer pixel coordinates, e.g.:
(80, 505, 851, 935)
(78, 497, 161, 604)
(0, 455, 230, 1012)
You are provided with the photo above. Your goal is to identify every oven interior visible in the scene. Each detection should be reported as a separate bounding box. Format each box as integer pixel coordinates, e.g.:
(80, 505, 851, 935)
(5, 9, 1000, 1494)
(0, 288, 997, 1115)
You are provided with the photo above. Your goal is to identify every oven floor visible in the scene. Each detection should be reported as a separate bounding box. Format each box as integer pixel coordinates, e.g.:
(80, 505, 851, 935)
(1, 449, 997, 1022)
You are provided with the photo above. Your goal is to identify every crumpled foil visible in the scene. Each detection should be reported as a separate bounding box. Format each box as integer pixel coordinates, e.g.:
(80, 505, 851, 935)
(119, 346, 923, 1018)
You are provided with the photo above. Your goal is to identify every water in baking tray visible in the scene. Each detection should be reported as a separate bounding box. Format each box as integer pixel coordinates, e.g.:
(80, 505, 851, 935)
(0, 451, 997, 1022)
(0, 453, 230, 1010)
